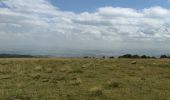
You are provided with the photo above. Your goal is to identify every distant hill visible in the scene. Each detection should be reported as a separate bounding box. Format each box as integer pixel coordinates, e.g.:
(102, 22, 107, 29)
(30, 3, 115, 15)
(0, 54, 36, 58)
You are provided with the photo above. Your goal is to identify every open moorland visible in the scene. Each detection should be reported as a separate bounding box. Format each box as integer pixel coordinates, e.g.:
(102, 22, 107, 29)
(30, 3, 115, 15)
(0, 58, 170, 100)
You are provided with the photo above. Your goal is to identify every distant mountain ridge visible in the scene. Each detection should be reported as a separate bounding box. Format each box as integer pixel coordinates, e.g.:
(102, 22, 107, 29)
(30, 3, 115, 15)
(0, 54, 36, 58)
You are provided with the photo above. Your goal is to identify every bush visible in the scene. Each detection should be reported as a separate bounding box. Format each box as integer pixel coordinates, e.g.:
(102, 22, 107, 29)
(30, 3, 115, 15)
(119, 54, 132, 58)
(132, 55, 140, 58)
(83, 56, 89, 58)
(160, 55, 168, 58)
(106, 79, 119, 88)
(109, 56, 115, 59)
(141, 55, 147, 58)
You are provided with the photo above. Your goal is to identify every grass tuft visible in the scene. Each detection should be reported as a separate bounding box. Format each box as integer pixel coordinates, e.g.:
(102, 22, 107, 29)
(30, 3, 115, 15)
(138, 66, 145, 70)
(70, 77, 82, 85)
(34, 66, 42, 71)
(89, 86, 103, 96)
(60, 66, 73, 73)
(30, 73, 41, 79)
(45, 68, 53, 73)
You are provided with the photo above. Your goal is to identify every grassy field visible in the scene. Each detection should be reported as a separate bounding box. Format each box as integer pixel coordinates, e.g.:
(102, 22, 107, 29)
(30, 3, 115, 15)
(0, 58, 170, 100)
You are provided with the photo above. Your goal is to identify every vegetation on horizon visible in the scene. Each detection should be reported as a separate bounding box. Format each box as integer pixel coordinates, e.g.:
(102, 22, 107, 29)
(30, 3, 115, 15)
(84, 54, 170, 59)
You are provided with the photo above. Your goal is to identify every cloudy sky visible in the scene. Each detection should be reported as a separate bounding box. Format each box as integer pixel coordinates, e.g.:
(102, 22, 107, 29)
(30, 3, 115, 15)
(0, 0, 170, 56)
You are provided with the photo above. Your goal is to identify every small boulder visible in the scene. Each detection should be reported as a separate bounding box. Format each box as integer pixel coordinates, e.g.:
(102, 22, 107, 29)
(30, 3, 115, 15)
(131, 61, 137, 64)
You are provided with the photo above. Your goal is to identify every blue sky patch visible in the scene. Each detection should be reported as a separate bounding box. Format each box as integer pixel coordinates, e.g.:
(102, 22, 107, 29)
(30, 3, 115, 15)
(49, 0, 170, 13)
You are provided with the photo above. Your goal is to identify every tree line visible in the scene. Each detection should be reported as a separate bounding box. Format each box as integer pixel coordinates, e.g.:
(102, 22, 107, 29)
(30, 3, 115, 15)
(118, 54, 156, 59)
(84, 54, 170, 59)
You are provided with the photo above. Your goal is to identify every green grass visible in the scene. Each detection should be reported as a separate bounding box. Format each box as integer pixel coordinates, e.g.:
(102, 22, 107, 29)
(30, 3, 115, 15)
(0, 58, 170, 100)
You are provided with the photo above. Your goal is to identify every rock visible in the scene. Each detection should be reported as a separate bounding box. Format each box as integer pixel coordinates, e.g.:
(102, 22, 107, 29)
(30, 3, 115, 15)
(41, 79, 49, 82)
(131, 61, 137, 64)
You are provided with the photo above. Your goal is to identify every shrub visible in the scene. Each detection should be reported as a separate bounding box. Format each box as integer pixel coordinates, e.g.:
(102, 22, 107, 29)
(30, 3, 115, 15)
(118, 54, 132, 58)
(106, 79, 119, 88)
(132, 55, 140, 58)
(160, 55, 168, 58)
(72, 69, 83, 73)
(109, 56, 115, 59)
(51, 75, 66, 83)
(141, 55, 147, 58)
(83, 56, 89, 58)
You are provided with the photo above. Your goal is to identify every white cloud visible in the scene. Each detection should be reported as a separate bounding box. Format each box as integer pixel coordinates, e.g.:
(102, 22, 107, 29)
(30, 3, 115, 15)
(143, 6, 170, 18)
(97, 7, 143, 17)
(0, 0, 170, 52)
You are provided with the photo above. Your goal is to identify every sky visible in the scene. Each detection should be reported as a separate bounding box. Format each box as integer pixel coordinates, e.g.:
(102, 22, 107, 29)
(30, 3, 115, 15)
(50, 0, 170, 12)
(0, 0, 170, 56)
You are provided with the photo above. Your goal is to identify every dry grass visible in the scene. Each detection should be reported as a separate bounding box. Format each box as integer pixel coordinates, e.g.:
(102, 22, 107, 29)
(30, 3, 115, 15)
(0, 58, 170, 100)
